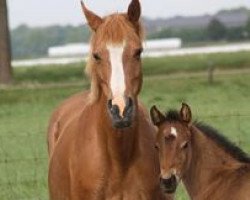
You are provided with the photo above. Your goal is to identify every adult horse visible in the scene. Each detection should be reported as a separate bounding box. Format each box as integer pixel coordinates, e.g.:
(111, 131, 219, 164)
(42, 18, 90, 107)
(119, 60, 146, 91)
(48, 0, 171, 199)
(150, 103, 250, 200)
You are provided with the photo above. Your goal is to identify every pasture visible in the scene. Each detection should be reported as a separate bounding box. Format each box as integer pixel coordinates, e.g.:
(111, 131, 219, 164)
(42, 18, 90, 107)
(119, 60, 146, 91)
(0, 52, 250, 199)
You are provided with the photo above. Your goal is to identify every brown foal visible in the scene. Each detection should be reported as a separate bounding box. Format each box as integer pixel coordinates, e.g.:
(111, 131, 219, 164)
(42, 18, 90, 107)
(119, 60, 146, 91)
(150, 103, 250, 200)
(47, 0, 172, 200)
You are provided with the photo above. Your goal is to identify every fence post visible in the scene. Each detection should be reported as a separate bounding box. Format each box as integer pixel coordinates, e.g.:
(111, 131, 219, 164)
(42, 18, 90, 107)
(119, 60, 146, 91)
(207, 60, 215, 84)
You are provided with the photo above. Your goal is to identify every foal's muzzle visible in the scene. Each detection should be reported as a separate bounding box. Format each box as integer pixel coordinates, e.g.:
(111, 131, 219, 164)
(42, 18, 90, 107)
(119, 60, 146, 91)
(160, 175, 177, 194)
(108, 97, 134, 129)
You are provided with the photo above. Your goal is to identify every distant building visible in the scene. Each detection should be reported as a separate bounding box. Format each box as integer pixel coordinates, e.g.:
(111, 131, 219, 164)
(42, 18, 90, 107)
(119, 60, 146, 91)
(48, 38, 182, 58)
(143, 38, 182, 57)
(143, 38, 182, 51)
(48, 43, 90, 57)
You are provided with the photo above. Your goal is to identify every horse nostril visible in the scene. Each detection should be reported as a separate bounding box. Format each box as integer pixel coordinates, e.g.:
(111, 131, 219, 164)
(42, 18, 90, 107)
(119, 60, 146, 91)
(113, 105, 120, 116)
(108, 100, 121, 118)
(126, 97, 133, 107)
(171, 175, 177, 184)
(123, 97, 133, 116)
(108, 99, 112, 110)
(167, 175, 177, 185)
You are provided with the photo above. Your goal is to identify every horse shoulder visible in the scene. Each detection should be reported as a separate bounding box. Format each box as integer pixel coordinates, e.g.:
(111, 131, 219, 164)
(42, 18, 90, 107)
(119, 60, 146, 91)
(49, 102, 100, 199)
(202, 164, 250, 200)
(124, 103, 162, 194)
(47, 91, 90, 156)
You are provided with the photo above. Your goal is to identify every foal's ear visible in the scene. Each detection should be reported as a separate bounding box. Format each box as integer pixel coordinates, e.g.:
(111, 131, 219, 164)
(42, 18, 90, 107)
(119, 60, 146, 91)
(127, 0, 141, 23)
(81, 1, 103, 31)
(150, 106, 165, 126)
(180, 103, 192, 124)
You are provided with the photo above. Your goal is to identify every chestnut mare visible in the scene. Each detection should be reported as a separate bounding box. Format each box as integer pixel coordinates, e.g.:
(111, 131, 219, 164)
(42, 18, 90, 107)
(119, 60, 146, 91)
(150, 103, 250, 200)
(48, 1, 171, 200)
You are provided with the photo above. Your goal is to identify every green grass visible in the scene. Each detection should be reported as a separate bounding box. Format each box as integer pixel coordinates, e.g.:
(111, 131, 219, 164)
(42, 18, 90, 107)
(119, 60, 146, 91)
(0, 86, 84, 199)
(11, 51, 250, 85)
(143, 51, 250, 75)
(13, 62, 87, 84)
(1, 53, 250, 199)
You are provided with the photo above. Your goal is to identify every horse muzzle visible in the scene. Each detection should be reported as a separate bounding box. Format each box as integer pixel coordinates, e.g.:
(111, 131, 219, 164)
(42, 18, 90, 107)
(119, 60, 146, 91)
(108, 97, 134, 129)
(160, 175, 177, 194)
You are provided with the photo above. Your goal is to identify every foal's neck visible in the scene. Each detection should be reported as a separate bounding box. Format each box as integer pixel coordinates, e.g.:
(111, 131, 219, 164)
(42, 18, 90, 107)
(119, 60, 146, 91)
(182, 126, 243, 199)
(96, 94, 139, 170)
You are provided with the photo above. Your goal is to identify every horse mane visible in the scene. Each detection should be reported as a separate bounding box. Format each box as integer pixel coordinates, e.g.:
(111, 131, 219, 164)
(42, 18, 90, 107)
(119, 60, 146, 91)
(194, 122, 250, 163)
(85, 14, 144, 103)
(164, 110, 250, 163)
(165, 110, 182, 122)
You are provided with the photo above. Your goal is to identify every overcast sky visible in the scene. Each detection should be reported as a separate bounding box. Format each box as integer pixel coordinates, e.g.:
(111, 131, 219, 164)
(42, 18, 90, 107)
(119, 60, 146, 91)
(7, 0, 250, 28)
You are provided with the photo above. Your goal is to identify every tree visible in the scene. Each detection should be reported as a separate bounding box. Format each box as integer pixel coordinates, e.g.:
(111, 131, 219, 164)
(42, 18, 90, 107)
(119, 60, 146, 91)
(0, 0, 12, 84)
(11, 24, 90, 59)
(246, 17, 250, 39)
(226, 27, 245, 41)
(207, 18, 227, 41)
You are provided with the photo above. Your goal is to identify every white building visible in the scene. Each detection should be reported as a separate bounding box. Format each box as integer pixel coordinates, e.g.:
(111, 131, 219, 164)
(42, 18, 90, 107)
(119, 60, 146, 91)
(48, 38, 182, 58)
(48, 43, 90, 57)
(143, 38, 182, 52)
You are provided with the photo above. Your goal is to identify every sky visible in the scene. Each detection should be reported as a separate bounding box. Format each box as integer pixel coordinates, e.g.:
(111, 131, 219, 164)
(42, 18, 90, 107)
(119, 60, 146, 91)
(7, 0, 250, 28)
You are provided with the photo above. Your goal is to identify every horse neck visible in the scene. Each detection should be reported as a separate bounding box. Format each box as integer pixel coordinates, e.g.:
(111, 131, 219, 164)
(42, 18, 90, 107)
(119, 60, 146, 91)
(95, 92, 140, 169)
(182, 125, 243, 199)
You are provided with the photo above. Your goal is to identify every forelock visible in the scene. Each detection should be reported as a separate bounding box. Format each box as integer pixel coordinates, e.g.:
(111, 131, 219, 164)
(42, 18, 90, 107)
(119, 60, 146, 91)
(165, 110, 182, 122)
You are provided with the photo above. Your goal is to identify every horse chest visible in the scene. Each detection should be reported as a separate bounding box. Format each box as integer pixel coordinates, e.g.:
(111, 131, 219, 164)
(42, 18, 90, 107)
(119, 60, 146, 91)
(73, 160, 157, 200)
(102, 176, 155, 200)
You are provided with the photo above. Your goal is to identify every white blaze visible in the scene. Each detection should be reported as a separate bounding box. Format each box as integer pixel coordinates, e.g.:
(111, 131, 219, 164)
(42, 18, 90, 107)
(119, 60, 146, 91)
(170, 127, 178, 137)
(107, 43, 126, 115)
(161, 168, 177, 179)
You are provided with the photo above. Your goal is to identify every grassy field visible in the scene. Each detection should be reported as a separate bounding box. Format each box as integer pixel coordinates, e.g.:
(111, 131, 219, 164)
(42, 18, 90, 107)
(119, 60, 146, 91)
(10, 51, 250, 85)
(0, 53, 250, 199)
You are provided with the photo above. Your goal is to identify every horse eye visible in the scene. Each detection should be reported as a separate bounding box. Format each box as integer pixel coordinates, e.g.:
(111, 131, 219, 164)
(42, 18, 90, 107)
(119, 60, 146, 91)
(155, 144, 159, 150)
(93, 53, 101, 61)
(134, 48, 143, 59)
(181, 141, 189, 149)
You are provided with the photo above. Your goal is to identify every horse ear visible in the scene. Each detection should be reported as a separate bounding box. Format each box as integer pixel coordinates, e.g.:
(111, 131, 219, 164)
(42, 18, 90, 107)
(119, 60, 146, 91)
(150, 106, 165, 126)
(127, 0, 141, 23)
(180, 103, 192, 124)
(81, 1, 103, 31)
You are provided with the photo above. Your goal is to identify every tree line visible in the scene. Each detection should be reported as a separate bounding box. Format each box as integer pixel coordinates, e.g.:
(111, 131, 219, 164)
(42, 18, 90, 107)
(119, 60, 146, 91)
(149, 17, 250, 43)
(11, 24, 90, 59)
(11, 17, 250, 59)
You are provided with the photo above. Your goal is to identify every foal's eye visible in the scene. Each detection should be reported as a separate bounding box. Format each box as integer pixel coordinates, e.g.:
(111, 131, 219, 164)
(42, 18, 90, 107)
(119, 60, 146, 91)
(181, 141, 189, 149)
(155, 144, 159, 150)
(134, 48, 143, 59)
(93, 53, 101, 61)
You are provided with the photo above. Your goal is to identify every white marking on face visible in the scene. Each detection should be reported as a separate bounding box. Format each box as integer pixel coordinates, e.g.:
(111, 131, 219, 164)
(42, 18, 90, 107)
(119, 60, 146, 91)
(161, 168, 177, 179)
(107, 43, 126, 114)
(170, 127, 178, 137)
(161, 173, 171, 180)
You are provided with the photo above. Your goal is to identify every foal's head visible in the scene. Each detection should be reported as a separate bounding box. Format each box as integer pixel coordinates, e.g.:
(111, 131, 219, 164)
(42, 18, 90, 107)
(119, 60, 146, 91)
(150, 103, 193, 194)
(81, 0, 143, 129)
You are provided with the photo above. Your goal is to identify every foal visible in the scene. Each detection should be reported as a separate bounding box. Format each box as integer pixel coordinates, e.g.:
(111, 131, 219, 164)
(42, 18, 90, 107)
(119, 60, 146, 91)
(150, 103, 250, 200)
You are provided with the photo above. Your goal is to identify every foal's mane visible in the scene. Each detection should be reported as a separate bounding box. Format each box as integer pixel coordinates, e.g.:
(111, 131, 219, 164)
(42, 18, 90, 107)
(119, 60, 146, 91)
(165, 110, 250, 163)
(85, 14, 144, 103)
